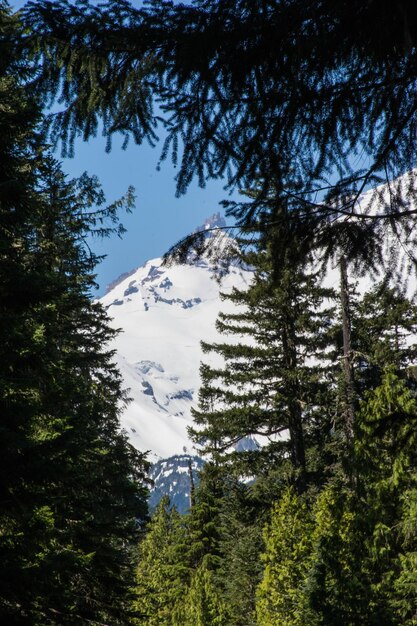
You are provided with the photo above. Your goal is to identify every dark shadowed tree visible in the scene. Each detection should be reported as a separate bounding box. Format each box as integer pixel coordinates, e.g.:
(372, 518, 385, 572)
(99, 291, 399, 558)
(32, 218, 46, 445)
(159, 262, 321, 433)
(0, 5, 149, 623)
(19, 0, 417, 279)
(190, 202, 337, 490)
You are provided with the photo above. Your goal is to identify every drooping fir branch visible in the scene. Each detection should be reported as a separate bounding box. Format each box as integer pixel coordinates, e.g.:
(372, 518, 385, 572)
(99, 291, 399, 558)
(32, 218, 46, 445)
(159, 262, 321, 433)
(20, 1, 417, 223)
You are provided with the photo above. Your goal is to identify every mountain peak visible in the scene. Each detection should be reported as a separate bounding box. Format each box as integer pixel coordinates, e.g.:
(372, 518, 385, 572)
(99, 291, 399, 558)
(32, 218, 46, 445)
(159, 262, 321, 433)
(101, 248, 254, 460)
(105, 214, 228, 294)
(194, 212, 227, 233)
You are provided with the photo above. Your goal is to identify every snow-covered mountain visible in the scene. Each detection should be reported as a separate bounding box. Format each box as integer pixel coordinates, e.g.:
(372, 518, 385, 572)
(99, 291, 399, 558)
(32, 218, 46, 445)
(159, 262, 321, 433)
(100, 214, 254, 464)
(100, 203, 417, 510)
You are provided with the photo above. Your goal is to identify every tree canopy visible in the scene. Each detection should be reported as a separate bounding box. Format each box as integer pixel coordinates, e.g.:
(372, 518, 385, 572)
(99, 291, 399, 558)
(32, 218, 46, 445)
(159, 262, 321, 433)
(0, 3, 149, 622)
(21, 1, 417, 211)
(17, 0, 417, 281)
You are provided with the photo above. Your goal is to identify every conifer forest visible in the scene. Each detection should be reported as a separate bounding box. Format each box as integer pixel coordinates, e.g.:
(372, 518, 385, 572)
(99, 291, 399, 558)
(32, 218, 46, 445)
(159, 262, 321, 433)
(3, 0, 417, 623)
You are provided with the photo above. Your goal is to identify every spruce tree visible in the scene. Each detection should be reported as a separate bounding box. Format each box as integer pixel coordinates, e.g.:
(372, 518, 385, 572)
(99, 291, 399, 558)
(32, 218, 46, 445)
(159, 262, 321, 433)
(393, 485, 417, 625)
(217, 480, 264, 626)
(1, 154, 148, 626)
(353, 283, 417, 394)
(256, 485, 376, 626)
(349, 369, 417, 625)
(0, 6, 149, 622)
(185, 462, 225, 571)
(256, 488, 314, 626)
(190, 217, 337, 489)
(174, 559, 229, 626)
(133, 496, 188, 626)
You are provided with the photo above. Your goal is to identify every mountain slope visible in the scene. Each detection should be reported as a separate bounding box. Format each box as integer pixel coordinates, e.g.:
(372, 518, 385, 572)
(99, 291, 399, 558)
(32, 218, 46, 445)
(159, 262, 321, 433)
(100, 216, 254, 461)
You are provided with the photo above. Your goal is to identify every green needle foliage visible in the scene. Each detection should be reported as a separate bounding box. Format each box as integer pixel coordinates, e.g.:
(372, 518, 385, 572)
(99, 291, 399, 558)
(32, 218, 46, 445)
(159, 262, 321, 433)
(256, 487, 314, 626)
(256, 356, 417, 625)
(20, 0, 417, 283)
(5, 1, 417, 621)
(353, 283, 417, 393)
(393, 486, 417, 625)
(190, 210, 337, 489)
(0, 4, 149, 623)
(174, 558, 229, 626)
(217, 480, 264, 626)
(133, 496, 188, 626)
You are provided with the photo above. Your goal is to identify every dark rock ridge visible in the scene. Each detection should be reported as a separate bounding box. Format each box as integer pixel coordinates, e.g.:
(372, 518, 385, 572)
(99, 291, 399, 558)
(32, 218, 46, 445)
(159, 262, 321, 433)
(148, 454, 205, 514)
(124, 281, 139, 296)
(105, 267, 137, 294)
(135, 360, 164, 375)
(166, 389, 194, 402)
(193, 212, 227, 235)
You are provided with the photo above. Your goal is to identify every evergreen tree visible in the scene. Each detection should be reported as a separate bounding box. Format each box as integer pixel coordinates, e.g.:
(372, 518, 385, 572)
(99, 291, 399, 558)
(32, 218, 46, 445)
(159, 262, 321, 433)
(393, 486, 417, 625)
(0, 6, 149, 622)
(350, 369, 417, 624)
(301, 485, 374, 626)
(190, 217, 337, 489)
(298, 353, 417, 625)
(256, 487, 314, 626)
(133, 496, 188, 626)
(14, 4, 417, 621)
(254, 285, 417, 626)
(298, 293, 417, 625)
(353, 283, 417, 394)
(217, 480, 265, 626)
(185, 462, 225, 571)
(133, 469, 230, 626)
(173, 558, 229, 626)
(256, 484, 378, 626)
(1, 155, 148, 625)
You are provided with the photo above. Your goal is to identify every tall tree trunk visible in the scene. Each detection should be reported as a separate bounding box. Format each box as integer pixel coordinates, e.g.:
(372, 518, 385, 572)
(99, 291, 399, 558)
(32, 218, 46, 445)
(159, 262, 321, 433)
(282, 317, 306, 492)
(340, 256, 355, 439)
(188, 457, 196, 509)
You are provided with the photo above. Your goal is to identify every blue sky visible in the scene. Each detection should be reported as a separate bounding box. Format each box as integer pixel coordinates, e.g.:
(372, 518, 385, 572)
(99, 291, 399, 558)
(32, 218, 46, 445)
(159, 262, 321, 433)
(12, 0, 233, 295)
(49, 123, 231, 296)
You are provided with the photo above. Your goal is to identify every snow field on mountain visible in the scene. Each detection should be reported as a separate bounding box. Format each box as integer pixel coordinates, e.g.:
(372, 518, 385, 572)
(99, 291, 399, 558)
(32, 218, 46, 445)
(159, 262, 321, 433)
(101, 255, 254, 460)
